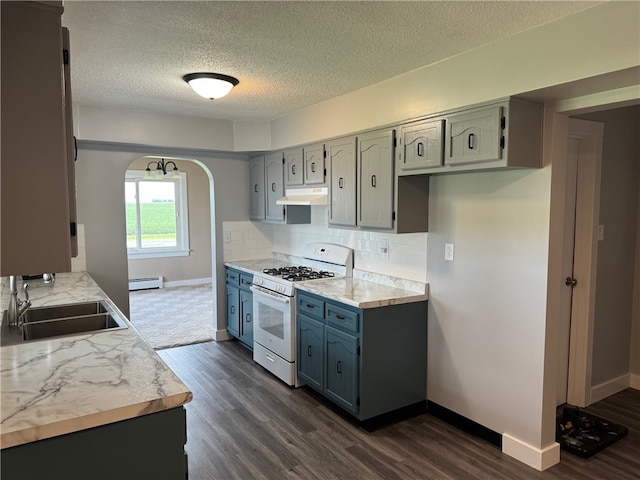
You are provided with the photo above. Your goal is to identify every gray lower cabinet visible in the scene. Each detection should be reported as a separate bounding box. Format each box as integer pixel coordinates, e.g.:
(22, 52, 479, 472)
(225, 267, 253, 348)
(1, 407, 187, 480)
(297, 291, 427, 421)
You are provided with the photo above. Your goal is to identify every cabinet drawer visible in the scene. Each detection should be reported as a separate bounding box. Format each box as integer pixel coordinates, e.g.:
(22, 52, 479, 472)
(239, 273, 253, 290)
(326, 303, 359, 333)
(298, 294, 325, 320)
(225, 269, 240, 286)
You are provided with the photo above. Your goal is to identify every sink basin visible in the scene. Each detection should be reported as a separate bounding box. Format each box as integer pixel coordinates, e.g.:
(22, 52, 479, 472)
(22, 313, 124, 341)
(1, 301, 127, 346)
(22, 301, 109, 323)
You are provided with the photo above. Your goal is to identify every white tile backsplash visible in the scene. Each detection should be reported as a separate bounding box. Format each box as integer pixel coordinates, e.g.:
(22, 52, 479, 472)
(223, 221, 273, 261)
(269, 206, 428, 282)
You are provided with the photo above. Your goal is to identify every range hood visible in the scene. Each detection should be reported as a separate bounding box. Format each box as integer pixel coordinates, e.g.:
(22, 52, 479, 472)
(276, 187, 328, 206)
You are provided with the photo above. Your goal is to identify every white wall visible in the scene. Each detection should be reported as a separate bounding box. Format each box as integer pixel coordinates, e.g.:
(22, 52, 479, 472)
(75, 142, 249, 341)
(426, 168, 551, 445)
(127, 158, 212, 284)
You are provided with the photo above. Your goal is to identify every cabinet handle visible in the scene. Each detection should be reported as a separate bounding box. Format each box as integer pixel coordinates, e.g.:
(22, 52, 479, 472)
(335, 314, 345, 321)
(307, 345, 312, 357)
(468, 133, 475, 150)
(245, 313, 251, 322)
(271, 182, 276, 192)
(311, 162, 316, 173)
(230, 306, 235, 314)
(336, 361, 342, 374)
(339, 177, 344, 189)
(417, 142, 424, 157)
(371, 175, 376, 188)
(254, 184, 258, 193)
(306, 304, 315, 309)
(292, 164, 296, 175)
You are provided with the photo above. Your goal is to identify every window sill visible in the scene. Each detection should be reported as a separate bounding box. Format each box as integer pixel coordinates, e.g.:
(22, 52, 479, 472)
(127, 249, 190, 260)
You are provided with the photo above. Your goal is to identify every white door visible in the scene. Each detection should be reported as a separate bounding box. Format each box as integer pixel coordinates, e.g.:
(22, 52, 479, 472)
(557, 118, 604, 407)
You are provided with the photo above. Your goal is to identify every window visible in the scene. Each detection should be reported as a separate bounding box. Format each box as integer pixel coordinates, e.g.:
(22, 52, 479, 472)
(125, 170, 189, 259)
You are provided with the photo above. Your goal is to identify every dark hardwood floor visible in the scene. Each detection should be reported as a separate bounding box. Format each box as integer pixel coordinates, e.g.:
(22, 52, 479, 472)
(159, 341, 640, 480)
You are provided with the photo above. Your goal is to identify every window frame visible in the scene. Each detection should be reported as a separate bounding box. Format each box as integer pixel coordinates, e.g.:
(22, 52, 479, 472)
(125, 170, 190, 260)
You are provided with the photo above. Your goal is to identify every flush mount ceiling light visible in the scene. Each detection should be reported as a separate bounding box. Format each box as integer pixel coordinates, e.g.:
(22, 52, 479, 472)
(183, 72, 239, 100)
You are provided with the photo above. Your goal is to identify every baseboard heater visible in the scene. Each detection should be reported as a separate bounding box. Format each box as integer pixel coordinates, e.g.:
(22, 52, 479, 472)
(129, 276, 163, 291)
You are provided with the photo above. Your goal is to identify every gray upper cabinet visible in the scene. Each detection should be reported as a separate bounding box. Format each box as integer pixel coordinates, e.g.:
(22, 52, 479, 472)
(446, 105, 502, 165)
(1, 1, 75, 276)
(284, 148, 303, 187)
(398, 118, 444, 174)
(327, 136, 357, 227)
(250, 152, 311, 225)
(439, 98, 542, 173)
(303, 143, 325, 185)
(265, 152, 285, 222)
(357, 129, 395, 230)
(249, 156, 266, 221)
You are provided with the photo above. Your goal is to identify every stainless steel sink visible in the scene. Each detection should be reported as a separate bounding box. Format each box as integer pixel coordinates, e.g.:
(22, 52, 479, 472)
(1, 301, 127, 346)
(22, 301, 109, 323)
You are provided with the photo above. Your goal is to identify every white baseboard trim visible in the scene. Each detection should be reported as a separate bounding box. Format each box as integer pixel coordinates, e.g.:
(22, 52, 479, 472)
(630, 373, 640, 390)
(214, 329, 232, 342)
(502, 433, 560, 471)
(590, 373, 630, 404)
(163, 277, 212, 288)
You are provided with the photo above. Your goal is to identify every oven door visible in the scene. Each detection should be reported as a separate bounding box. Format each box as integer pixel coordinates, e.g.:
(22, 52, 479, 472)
(251, 285, 295, 361)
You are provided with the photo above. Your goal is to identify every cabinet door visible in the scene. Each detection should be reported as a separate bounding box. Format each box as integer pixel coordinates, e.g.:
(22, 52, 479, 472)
(298, 315, 324, 391)
(239, 289, 253, 347)
(249, 156, 266, 220)
(446, 106, 503, 165)
(398, 119, 444, 174)
(226, 284, 240, 338)
(327, 136, 357, 227)
(265, 152, 285, 222)
(284, 148, 303, 186)
(303, 143, 325, 185)
(1, 2, 72, 275)
(62, 27, 78, 257)
(325, 326, 359, 414)
(357, 129, 395, 229)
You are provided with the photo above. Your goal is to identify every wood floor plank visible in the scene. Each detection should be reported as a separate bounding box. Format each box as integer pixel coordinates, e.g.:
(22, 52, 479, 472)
(159, 340, 640, 480)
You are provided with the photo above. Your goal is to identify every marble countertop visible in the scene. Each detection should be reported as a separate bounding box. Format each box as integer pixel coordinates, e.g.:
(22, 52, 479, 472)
(0, 272, 192, 449)
(295, 274, 428, 309)
(225, 258, 428, 309)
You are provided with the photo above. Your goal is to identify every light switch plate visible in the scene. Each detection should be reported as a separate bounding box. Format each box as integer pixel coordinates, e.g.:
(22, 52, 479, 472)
(444, 243, 454, 262)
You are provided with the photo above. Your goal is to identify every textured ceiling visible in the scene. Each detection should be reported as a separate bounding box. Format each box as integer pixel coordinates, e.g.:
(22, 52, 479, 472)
(61, 1, 601, 122)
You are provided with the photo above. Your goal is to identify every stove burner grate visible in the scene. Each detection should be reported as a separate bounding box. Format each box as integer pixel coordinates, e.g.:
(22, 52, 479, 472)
(263, 266, 336, 281)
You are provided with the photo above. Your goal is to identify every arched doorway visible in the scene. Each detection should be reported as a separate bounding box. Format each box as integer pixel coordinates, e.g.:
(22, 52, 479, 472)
(124, 155, 215, 349)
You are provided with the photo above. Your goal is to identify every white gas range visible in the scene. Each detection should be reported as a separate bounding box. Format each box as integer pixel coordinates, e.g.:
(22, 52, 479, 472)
(251, 243, 353, 386)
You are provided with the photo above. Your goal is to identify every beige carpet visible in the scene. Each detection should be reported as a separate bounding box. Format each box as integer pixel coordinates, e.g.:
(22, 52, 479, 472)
(129, 284, 214, 350)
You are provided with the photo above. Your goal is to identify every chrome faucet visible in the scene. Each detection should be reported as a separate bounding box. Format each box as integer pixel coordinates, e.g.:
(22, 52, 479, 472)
(7, 275, 30, 327)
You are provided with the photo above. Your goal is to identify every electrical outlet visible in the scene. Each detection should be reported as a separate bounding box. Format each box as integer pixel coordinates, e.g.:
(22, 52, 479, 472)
(223, 232, 232, 243)
(598, 225, 604, 241)
(444, 243, 454, 262)
(379, 239, 390, 258)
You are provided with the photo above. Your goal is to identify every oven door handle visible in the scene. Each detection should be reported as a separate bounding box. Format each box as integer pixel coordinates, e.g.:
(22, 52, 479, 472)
(250, 285, 291, 304)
